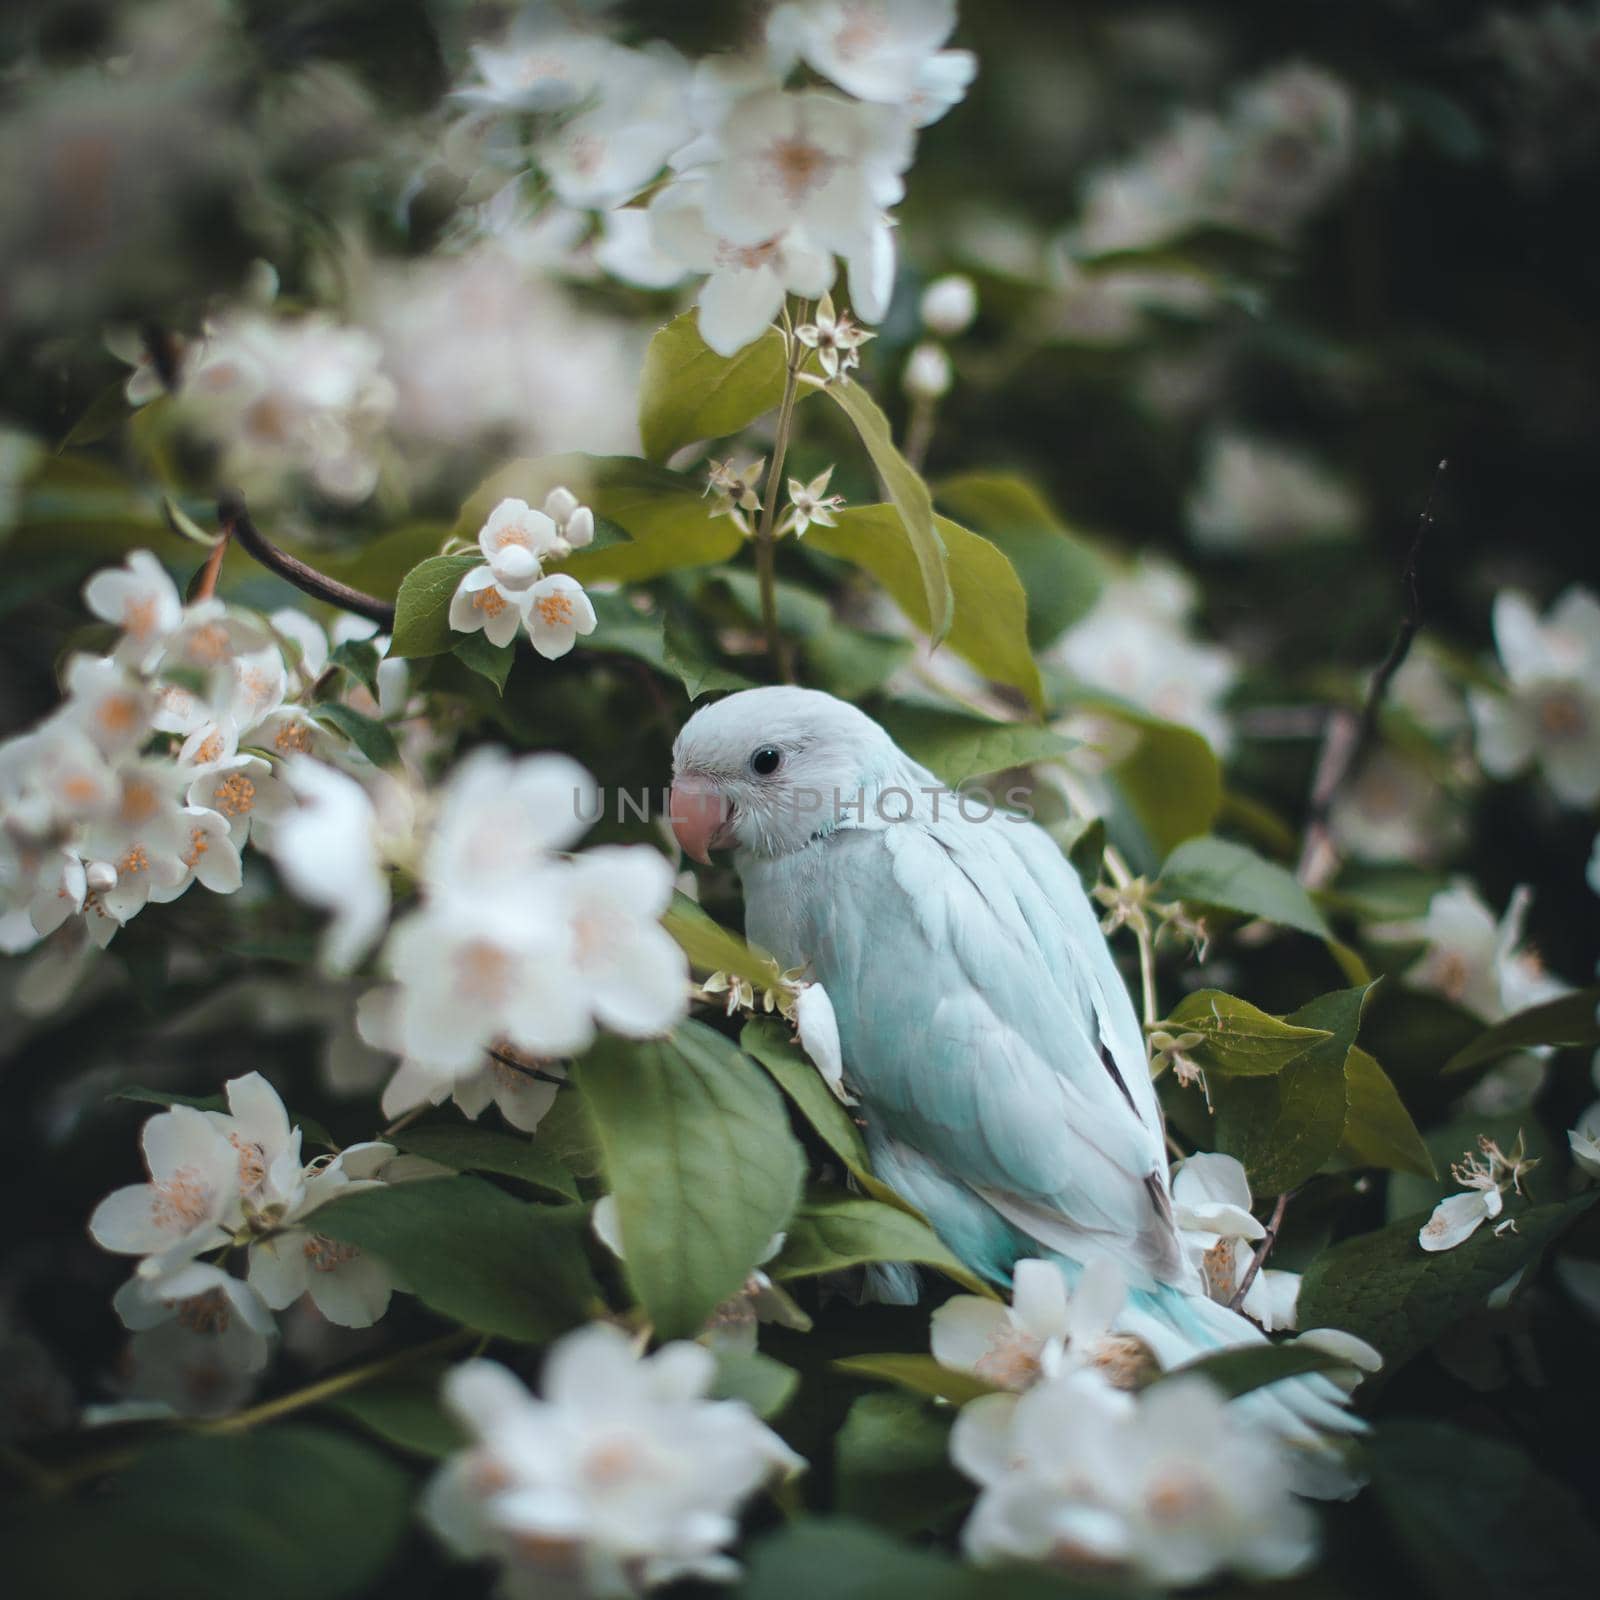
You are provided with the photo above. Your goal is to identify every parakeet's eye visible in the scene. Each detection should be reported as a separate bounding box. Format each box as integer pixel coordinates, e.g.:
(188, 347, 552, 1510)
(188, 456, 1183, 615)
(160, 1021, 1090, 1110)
(750, 746, 782, 776)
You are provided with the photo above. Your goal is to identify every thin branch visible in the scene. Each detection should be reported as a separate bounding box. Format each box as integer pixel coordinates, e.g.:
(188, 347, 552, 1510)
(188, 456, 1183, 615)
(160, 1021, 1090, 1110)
(200, 1328, 474, 1436)
(1297, 459, 1446, 887)
(487, 1045, 568, 1089)
(1228, 1190, 1291, 1312)
(216, 491, 396, 628)
(752, 300, 810, 684)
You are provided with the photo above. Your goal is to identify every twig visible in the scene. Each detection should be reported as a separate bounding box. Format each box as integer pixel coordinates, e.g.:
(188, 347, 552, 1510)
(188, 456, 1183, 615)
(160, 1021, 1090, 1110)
(1228, 1190, 1291, 1312)
(487, 1045, 567, 1089)
(200, 1328, 473, 1435)
(216, 492, 396, 628)
(752, 301, 809, 684)
(1296, 459, 1446, 887)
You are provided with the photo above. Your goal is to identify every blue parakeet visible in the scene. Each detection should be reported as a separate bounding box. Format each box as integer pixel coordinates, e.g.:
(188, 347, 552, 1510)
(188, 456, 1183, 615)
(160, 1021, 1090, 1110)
(671, 687, 1359, 1482)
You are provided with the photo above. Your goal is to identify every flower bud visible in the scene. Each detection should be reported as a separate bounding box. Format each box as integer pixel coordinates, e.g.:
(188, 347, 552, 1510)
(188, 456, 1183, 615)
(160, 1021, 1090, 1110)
(564, 505, 595, 548)
(903, 342, 952, 401)
(920, 274, 977, 337)
(544, 487, 580, 524)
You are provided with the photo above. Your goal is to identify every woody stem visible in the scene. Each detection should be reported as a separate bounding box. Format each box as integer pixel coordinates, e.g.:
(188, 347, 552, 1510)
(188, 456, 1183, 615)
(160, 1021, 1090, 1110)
(1228, 1191, 1291, 1312)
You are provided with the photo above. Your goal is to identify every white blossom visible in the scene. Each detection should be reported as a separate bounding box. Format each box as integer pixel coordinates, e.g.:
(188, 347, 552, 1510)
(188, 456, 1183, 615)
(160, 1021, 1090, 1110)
(422, 1329, 802, 1594)
(792, 979, 853, 1102)
(932, 1258, 1146, 1392)
(1418, 1133, 1539, 1253)
(650, 180, 834, 358)
(779, 467, 846, 538)
(795, 305, 874, 380)
(952, 1370, 1317, 1585)
(1172, 1154, 1299, 1332)
(451, 566, 529, 649)
(1373, 881, 1570, 1023)
(1568, 1103, 1600, 1181)
(1469, 587, 1600, 807)
(526, 574, 599, 660)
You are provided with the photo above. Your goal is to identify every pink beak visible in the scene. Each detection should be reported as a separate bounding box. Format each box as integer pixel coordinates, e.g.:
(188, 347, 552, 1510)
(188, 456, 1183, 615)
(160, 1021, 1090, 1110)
(670, 776, 731, 865)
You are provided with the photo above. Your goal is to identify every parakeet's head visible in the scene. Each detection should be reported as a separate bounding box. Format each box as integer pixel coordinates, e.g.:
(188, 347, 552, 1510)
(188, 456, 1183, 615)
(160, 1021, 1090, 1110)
(670, 686, 906, 862)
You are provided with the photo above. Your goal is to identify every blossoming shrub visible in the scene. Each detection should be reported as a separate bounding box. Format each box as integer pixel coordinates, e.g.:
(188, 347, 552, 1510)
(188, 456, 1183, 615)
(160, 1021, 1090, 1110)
(3, 3, 1600, 1599)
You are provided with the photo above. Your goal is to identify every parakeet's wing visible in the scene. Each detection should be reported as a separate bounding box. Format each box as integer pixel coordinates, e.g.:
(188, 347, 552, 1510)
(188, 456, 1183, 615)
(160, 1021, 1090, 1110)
(750, 809, 1183, 1284)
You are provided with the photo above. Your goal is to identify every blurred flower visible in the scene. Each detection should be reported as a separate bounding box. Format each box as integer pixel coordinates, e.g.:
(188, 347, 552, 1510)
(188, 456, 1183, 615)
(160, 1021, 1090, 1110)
(1328, 748, 1463, 866)
(952, 1370, 1318, 1584)
(112, 1314, 269, 1421)
(1373, 882, 1570, 1023)
(268, 758, 399, 975)
(84, 552, 184, 672)
(768, 0, 976, 125)
(113, 1259, 275, 1342)
(1172, 1154, 1299, 1332)
(422, 1330, 802, 1593)
(1470, 586, 1600, 807)
(1186, 432, 1361, 552)
(163, 310, 395, 507)
(1569, 1103, 1600, 1180)
(1047, 557, 1237, 755)
(903, 341, 952, 399)
(920, 272, 977, 335)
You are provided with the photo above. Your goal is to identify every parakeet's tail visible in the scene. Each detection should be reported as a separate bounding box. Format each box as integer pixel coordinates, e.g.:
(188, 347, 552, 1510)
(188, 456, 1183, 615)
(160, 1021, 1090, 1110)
(1123, 1283, 1365, 1500)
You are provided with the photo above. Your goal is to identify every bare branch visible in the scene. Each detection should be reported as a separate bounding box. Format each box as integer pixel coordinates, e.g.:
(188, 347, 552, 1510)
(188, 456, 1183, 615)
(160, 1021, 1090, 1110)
(1228, 1189, 1291, 1313)
(216, 491, 396, 628)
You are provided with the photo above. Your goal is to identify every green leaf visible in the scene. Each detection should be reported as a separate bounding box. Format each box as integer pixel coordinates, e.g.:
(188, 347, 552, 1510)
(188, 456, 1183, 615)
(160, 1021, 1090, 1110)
(934, 472, 1110, 648)
(1154, 1342, 1358, 1399)
(1158, 990, 1332, 1077)
(451, 630, 515, 693)
(832, 1353, 999, 1407)
(742, 1017, 873, 1183)
(1158, 834, 1332, 940)
(874, 703, 1074, 788)
(835, 1391, 969, 1535)
(110, 1086, 335, 1152)
(311, 702, 399, 768)
(772, 1190, 997, 1297)
(1368, 1422, 1600, 1600)
(734, 1518, 1100, 1600)
(313, 1175, 599, 1342)
(663, 892, 781, 987)
(1212, 984, 1373, 1192)
(1339, 1046, 1435, 1179)
(802, 627, 914, 699)
(57, 378, 133, 450)
(807, 506, 1042, 709)
(1091, 703, 1223, 865)
(9, 1426, 410, 1600)
(817, 381, 952, 642)
(1443, 985, 1600, 1074)
(389, 553, 480, 659)
(712, 1348, 800, 1420)
(640, 316, 811, 462)
(390, 1122, 578, 1201)
(451, 454, 743, 585)
(323, 637, 381, 696)
(325, 1370, 467, 1458)
(572, 1022, 806, 1339)
(661, 611, 759, 699)
(1297, 1193, 1598, 1374)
